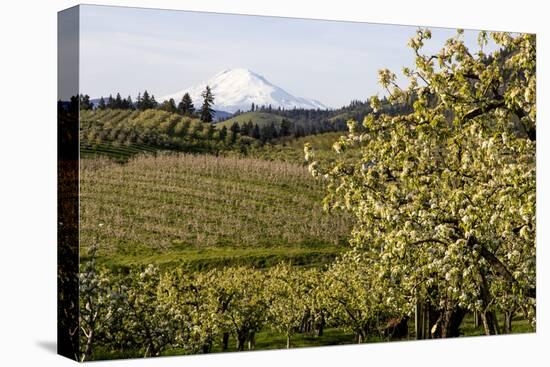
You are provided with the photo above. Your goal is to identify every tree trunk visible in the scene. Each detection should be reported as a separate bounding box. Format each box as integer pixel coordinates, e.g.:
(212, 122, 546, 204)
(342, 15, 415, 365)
(504, 311, 513, 334)
(416, 300, 436, 339)
(316, 314, 325, 337)
(440, 307, 466, 338)
(415, 300, 425, 340)
(481, 311, 500, 335)
(237, 330, 247, 351)
(222, 332, 230, 351)
(80, 329, 93, 362)
(286, 334, 291, 349)
(143, 344, 149, 358)
(248, 330, 256, 350)
(300, 310, 310, 333)
(479, 271, 500, 336)
(388, 316, 410, 340)
(201, 342, 212, 354)
(474, 311, 481, 328)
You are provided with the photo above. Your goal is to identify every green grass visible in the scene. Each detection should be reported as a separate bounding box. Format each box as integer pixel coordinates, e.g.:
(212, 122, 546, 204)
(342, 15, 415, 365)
(87, 245, 342, 271)
(93, 311, 534, 359)
(459, 312, 534, 337)
(80, 153, 352, 269)
(210, 328, 357, 353)
(216, 111, 294, 130)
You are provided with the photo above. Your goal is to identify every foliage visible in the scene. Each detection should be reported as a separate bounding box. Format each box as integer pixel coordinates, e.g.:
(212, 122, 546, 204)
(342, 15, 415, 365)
(200, 85, 215, 123)
(136, 90, 159, 110)
(78, 244, 114, 361)
(264, 263, 308, 348)
(159, 98, 178, 114)
(79, 258, 534, 360)
(321, 250, 407, 342)
(178, 92, 195, 116)
(306, 30, 536, 336)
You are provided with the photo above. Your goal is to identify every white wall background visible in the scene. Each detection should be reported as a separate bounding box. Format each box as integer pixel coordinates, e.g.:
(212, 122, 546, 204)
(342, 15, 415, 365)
(0, 1, 547, 366)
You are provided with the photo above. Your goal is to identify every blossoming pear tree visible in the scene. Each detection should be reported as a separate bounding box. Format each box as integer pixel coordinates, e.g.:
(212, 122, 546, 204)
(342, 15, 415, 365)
(306, 29, 535, 337)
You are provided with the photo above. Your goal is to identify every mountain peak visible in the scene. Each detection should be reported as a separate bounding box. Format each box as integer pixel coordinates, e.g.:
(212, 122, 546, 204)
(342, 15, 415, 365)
(216, 67, 253, 75)
(161, 68, 328, 114)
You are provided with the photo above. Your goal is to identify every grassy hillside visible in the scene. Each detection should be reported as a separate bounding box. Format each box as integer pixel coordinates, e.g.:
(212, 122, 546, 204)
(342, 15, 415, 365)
(80, 109, 246, 161)
(216, 111, 293, 129)
(80, 154, 352, 269)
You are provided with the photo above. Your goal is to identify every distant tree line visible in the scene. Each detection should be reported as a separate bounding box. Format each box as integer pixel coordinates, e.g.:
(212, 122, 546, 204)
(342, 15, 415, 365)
(77, 87, 414, 144)
(227, 118, 293, 143)
(79, 85, 216, 123)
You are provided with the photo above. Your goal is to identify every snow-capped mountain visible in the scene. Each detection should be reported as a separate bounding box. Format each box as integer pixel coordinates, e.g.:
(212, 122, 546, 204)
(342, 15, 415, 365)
(161, 68, 328, 114)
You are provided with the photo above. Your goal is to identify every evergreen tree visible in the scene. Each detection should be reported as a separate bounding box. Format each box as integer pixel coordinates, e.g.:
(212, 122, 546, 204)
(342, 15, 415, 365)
(240, 121, 250, 136)
(251, 102, 255, 112)
(126, 95, 134, 110)
(160, 98, 177, 113)
(229, 129, 238, 144)
(229, 122, 240, 135)
(251, 124, 261, 139)
(206, 124, 215, 139)
(200, 86, 215, 123)
(178, 93, 195, 116)
(140, 90, 151, 110)
(98, 96, 106, 110)
(279, 118, 292, 137)
(294, 124, 305, 138)
(219, 126, 228, 141)
(244, 121, 254, 136)
(136, 92, 142, 111)
(107, 94, 114, 109)
(115, 93, 123, 109)
(260, 122, 277, 142)
(229, 132, 238, 144)
(150, 95, 158, 109)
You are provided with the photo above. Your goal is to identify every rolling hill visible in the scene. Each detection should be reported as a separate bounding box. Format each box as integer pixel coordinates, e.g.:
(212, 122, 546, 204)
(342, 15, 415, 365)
(215, 111, 293, 130)
(79, 109, 247, 161)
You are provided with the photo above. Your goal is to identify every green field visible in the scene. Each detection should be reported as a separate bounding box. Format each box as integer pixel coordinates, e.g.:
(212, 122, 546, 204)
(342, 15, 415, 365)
(80, 153, 352, 269)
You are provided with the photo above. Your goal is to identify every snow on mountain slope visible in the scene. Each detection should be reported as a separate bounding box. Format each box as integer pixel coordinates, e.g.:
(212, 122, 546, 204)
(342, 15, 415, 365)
(161, 68, 328, 114)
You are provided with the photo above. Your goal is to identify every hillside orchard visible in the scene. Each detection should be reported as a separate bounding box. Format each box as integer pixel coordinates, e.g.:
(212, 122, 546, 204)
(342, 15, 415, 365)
(72, 30, 536, 360)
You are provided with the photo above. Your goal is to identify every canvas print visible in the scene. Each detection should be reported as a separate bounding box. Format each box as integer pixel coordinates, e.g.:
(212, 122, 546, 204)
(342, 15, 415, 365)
(57, 4, 536, 361)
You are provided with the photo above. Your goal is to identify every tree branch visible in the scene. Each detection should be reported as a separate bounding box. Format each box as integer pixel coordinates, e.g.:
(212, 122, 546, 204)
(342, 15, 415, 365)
(463, 100, 505, 121)
(467, 236, 536, 298)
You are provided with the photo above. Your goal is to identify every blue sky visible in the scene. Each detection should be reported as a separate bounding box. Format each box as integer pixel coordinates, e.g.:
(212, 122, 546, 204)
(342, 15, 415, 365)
(80, 5, 495, 108)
